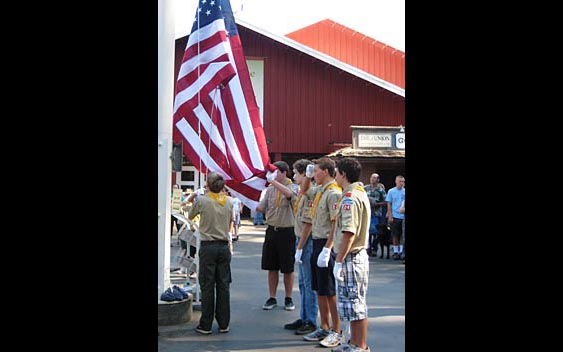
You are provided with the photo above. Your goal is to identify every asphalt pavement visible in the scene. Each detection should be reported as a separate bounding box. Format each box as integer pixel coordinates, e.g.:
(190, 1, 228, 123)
(158, 219, 405, 352)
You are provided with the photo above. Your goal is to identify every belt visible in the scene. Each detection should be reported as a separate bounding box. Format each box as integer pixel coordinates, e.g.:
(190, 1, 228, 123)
(267, 225, 293, 231)
(200, 240, 229, 246)
(348, 248, 366, 256)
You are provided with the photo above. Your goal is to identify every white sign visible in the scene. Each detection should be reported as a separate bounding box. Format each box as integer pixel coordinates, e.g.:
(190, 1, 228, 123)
(172, 188, 183, 213)
(395, 133, 405, 149)
(358, 133, 392, 148)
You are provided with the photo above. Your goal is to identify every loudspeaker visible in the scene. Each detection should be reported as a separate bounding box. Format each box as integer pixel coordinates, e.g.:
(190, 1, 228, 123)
(172, 141, 183, 172)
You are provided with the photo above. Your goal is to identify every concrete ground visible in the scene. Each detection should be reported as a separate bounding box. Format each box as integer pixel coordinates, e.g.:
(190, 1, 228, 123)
(158, 219, 405, 352)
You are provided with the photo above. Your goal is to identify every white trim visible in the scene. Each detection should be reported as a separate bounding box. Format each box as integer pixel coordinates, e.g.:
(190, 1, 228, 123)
(175, 17, 405, 97)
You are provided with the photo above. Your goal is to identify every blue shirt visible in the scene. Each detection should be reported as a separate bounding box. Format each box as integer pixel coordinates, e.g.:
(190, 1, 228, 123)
(386, 187, 405, 219)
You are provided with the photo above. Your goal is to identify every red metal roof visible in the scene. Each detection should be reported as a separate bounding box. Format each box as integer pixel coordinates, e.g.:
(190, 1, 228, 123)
(286, 19, 405, 90)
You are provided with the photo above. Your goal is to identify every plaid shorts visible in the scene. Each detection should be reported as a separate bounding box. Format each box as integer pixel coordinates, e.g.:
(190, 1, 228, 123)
(336, 249, 369, 321)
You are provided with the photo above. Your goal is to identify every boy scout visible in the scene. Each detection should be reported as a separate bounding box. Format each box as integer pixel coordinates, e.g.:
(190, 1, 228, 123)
(303, 157, 344, 348)
(329, 157, 372, 352)
(256, 161, 299, 311)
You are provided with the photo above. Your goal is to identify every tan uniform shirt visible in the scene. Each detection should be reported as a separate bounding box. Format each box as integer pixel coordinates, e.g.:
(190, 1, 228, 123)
(293, 190, 312, 238)
(258, 178, 298, 227)
(333, 182, 370, 254)
(307, 180, 342, 239)
(188, 193, 233, 242)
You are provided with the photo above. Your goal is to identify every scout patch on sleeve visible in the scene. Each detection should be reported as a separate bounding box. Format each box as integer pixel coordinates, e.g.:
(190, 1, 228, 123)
(341, 198, 353, 211)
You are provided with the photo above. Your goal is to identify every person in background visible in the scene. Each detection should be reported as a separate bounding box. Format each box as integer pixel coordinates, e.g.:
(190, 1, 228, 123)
(399, 199, 405, 264)
(230, 193, 243, 241)
(256, 161, 298, 311)
(363, 173, 387, 257)
(253, 188, 267, 225)
(171, 184, 184, 239)
(183, 188, 200, 260)
(330, 157, 372, 352)
(386, 175, 405, 260)
(188, 173, 234, 335)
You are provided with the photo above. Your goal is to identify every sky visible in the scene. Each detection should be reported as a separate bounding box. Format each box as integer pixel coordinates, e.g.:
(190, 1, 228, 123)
(173, 0, 405, 52)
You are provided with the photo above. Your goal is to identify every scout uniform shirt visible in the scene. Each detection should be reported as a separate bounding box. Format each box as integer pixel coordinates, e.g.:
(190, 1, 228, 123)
(259, 177, 299, 228)
(188, 192, 234, 242)
(333, 182, 371, 254)
(293, 188, 312, 238)
(307, 180, 342, 239)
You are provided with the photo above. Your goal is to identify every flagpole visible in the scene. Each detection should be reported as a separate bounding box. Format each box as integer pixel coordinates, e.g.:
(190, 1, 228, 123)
(157, 0, 175, 302)
(197, 0, 203, 185)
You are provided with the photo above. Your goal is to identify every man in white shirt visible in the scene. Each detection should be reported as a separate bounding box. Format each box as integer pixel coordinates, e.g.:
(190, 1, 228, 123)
(230, 195, 243, 241)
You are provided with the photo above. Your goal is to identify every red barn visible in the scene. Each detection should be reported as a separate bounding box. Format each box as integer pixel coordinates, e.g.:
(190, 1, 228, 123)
(173, 18, 404, 191)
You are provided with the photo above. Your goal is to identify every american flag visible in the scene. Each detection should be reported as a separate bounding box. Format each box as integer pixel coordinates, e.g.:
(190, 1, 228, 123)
(173, 0, 274, 210)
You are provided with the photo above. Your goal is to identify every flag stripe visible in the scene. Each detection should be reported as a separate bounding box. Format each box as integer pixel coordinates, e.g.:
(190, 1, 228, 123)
(174, 62, 234, 114)
(176, 117, 231, 179)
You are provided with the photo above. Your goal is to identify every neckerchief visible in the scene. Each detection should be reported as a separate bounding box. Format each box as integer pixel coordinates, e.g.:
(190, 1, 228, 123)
(207, 192, 227, 206)
(293, 192, 303, 214)
(309, 181, 342, 219)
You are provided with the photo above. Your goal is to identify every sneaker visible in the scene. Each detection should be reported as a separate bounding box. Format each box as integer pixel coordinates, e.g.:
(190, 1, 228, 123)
(332, 343, 370, 352)
(295, 322, 316, 335)
(284, 297, 295, 311)
(284, 318, 303, 330)
(219, 326, 230, 333)
(331, 343, 353, 352)
(331, 344, 352, 352)
(349, 344, 370, 352)
(303, 327, 330, 341)
(262, 297, 277, 310)
(320, 330, 344, 348)
(194, 325, 212, 335)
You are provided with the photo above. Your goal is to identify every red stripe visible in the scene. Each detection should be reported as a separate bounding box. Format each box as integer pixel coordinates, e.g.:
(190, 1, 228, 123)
(225, 180, 263, 201)
(199, 98, 247, 181)
(176, 108, 231, 176)
(175, 53, 231, 94)
(176, 99, 235, 177)
(183, 31, 227, 64)
(218, 83, 256, 172)
(174, 63, 236, 118)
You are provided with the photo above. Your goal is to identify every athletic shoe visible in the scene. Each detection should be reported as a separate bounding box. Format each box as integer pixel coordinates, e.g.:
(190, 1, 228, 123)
(331, 343, 371, 352)
(284, 297, 295, 311)
(284, 319, 303, 330)
(320, 330, 344, 348)
(219, 326, 230, 333)
(303, 327, 330, 341)
(295, 322, 316, 335)
(262, 297, 277, 310)
(194, 325, 212, 335)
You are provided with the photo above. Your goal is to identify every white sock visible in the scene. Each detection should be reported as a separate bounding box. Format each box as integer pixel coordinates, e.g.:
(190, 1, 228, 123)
(399, 245, 403, 253)
(393, 245, 399, 253)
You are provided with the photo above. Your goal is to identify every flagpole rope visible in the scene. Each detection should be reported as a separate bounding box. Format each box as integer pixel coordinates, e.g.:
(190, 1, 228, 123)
(196, 1, 205, 187)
